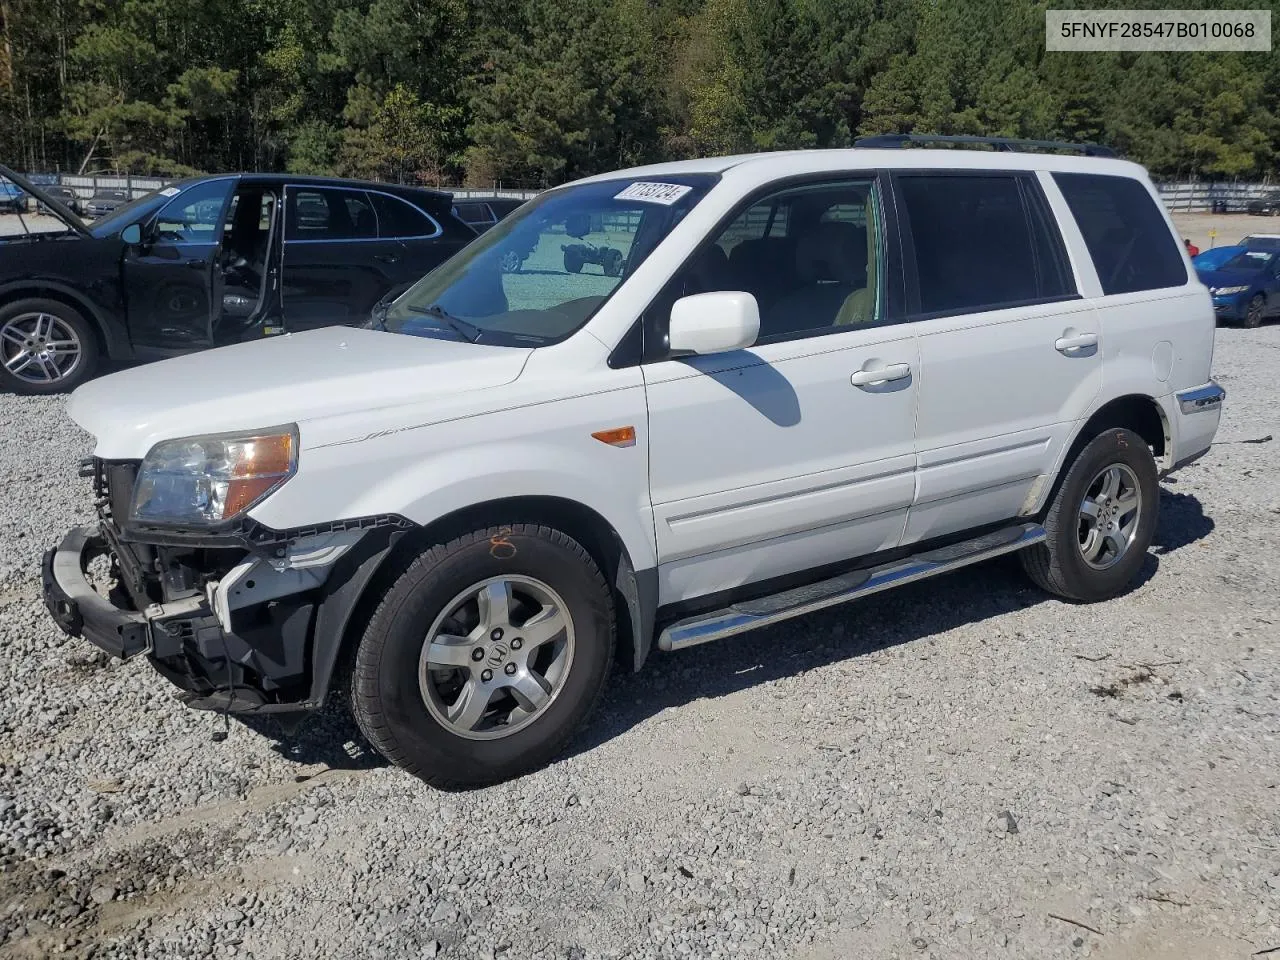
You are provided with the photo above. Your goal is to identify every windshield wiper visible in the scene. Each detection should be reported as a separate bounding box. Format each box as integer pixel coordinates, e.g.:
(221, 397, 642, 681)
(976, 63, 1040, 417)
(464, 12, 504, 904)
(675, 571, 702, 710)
(405, 303, 483, 343)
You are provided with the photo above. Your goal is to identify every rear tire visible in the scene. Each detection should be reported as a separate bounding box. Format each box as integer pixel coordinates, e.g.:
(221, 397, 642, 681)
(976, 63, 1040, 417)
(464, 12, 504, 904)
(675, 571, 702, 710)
(350, 523, 614, 788)
(0, 298, 100, 395)
(1020, 427, 1159, 602)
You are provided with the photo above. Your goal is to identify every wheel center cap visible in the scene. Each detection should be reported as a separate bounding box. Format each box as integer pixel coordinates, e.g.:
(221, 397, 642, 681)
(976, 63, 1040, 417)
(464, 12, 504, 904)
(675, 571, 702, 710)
(486, 643, 510, 667)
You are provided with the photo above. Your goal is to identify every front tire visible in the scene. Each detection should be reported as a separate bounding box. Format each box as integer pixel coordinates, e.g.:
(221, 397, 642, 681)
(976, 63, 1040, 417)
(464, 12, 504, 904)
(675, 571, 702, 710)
(1244, 294, 1265, 328)
(351, 524, 614, 788)
(0, 298, 99, 395)
(1020, 428, 1159, 602)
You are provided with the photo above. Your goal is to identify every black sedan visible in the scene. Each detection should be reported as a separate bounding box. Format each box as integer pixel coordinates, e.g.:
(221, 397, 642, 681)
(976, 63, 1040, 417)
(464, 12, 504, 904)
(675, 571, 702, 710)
(1246, 191, 1280, 216)
(0, 166, 476, 394)
(37, 185, 84, 217)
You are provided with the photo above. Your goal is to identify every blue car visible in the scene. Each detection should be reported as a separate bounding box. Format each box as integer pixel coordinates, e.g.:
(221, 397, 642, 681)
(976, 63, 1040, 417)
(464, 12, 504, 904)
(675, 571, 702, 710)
(1198, 247, 1280, 328)
(1192, 244, 1245, 272)
(0, 179, 29, 214)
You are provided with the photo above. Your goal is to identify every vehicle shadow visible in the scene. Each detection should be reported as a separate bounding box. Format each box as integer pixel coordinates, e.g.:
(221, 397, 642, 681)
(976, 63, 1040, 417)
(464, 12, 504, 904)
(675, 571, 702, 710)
(1152, 489, 1214, 554)
(561, 550, 1160, 763)
(237, 701, 390, 772)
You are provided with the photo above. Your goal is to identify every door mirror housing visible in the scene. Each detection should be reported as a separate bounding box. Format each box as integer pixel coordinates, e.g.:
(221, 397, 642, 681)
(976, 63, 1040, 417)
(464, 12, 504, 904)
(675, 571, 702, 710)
(668, 291, 760, 355)
(120, 223, 143, 246)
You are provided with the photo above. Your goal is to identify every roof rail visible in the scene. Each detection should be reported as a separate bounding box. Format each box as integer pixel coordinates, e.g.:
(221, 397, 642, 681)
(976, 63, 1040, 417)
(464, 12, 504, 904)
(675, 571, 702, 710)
(853, 134, 1117, 159)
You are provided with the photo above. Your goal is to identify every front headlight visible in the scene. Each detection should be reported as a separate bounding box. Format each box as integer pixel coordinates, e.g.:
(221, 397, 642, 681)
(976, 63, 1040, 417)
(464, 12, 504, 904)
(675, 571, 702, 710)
(1211, 285, 1250, 296)
(131, 426, 298, 526)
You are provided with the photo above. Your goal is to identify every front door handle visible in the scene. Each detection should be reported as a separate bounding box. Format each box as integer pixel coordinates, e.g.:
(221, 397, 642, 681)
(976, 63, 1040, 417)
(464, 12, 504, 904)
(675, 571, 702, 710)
(851, 362, 911, 387)
(185, 259, 207, 269)
(1055, 332, 1098, 353)
(375, 254, 401, 264)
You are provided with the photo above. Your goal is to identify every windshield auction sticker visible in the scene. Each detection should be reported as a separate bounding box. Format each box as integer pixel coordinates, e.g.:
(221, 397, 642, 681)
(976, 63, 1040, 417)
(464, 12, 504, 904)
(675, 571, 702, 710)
(1046, 9, 1270, 51)
(615, 182, 693, 205)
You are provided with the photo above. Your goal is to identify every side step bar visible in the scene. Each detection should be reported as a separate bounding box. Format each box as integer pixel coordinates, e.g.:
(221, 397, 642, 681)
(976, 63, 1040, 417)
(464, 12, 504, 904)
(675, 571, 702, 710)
(657, 522, 1045, 652)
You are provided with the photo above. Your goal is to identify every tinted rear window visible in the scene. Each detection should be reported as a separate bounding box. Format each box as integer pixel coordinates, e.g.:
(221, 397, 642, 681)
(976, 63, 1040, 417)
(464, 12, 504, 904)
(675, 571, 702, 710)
(1052, 172, 1187, 295)
(897, 173, 1076, 316)
(371, 192, 439, 239)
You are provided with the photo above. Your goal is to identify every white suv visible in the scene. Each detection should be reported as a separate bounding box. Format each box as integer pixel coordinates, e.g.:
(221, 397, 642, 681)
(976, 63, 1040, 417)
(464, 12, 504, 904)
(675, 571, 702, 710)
(43, 136, 1224, 787)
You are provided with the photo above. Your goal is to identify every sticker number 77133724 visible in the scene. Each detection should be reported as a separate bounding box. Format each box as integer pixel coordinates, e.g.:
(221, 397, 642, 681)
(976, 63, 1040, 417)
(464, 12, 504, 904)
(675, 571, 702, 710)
(613, 182, 693, 206)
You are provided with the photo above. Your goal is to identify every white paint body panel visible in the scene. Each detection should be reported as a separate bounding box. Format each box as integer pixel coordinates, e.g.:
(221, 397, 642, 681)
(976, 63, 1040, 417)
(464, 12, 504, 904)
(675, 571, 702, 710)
(643, 329, 918, 603)
(905, 297, 1103, 544)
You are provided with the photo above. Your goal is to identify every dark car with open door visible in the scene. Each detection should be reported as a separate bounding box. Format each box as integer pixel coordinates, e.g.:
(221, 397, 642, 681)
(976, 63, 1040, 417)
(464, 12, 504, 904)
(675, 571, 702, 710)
(0, 166, 474, 394)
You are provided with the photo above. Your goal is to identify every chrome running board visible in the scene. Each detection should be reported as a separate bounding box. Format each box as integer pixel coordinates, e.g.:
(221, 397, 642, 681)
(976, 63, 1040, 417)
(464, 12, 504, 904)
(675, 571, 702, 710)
(657, 522, 1045, 652)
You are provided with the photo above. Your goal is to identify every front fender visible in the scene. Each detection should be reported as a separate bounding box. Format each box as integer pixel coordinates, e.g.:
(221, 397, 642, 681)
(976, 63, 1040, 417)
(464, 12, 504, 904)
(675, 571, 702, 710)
(249, 381, 657, 572)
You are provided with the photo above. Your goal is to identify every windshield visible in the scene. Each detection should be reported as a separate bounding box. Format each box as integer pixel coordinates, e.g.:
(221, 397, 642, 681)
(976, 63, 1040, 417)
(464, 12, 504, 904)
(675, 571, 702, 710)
(1222, 249, 1276, 273)
(380, 174, 719, 346)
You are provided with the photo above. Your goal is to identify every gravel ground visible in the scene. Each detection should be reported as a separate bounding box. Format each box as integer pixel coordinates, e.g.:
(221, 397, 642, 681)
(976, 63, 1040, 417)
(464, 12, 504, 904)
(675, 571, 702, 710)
(1, 325, 1278, 960)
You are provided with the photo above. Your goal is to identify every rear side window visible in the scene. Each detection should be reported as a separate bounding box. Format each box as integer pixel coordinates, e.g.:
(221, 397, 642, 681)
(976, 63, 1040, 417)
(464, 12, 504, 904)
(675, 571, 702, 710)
(371, 193, 439, 239)
(1052, 172, 1187, 295)
(286, 188, 377, 241)
(897, 173, 1076, 317)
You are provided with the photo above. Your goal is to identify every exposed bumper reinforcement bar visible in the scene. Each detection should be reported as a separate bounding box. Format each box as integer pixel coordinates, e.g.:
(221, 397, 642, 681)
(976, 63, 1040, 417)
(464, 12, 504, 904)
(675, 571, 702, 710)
(42, 527, 150, 659)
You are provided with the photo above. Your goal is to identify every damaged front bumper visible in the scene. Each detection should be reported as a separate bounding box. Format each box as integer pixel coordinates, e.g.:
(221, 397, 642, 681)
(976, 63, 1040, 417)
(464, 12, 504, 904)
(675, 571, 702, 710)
(43, 509, 410, 714)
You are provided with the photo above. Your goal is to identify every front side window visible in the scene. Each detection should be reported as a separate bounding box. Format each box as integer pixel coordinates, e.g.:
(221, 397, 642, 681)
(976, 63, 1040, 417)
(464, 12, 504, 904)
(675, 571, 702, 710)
(897, 173, 1075, 317)
(286, 188, 377, 241)
(153, 179, 235, 243)
(1053, 172, 1187, 295)
(379, 174, 718, 346)
(660, 178, 885, 345)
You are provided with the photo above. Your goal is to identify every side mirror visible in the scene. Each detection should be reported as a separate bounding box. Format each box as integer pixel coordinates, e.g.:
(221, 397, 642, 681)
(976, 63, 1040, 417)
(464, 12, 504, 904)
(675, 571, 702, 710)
(668, 291, 760, 356)
(120, 223, 143, 245)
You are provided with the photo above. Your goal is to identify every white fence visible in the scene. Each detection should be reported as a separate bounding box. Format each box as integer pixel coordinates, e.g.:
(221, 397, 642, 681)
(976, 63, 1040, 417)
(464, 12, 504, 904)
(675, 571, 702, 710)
(1156, 181, 1276, 213)
(22, 173, 540, 204)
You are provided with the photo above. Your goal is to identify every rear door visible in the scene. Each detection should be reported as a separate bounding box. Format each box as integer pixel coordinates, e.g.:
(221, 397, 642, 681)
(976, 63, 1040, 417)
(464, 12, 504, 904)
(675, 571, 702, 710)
(280, 185, 402, 330)
(369, 191, 470, 290)
(895, 169, 1102, 545)
(122, 178, 235, 349)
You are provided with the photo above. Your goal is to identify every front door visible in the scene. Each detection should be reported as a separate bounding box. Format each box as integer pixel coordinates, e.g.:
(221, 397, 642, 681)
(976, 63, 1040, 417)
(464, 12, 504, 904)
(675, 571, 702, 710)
(642, 176, 919, 605)
(892, 170, 1103, 545)
(123, 178, 235, 349)
(280, 185, 405, 331)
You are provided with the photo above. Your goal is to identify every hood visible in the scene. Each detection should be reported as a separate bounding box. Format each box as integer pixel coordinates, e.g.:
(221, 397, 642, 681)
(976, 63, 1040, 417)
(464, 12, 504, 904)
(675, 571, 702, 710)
(68, 326, 532, 459)
(1198, 267, 1262, 290)
(0, 163, 89, 236)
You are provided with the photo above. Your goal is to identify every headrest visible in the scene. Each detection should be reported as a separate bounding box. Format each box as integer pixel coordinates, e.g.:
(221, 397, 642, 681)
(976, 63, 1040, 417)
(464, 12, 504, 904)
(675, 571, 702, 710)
(795, 221, 867, 285)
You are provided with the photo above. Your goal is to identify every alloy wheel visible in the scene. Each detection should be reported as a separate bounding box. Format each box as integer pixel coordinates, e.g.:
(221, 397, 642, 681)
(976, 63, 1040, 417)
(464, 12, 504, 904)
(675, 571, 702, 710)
(1077, 463, 1143, 570)
(0, 312, 83, 385)
(418, 575, 575, 740)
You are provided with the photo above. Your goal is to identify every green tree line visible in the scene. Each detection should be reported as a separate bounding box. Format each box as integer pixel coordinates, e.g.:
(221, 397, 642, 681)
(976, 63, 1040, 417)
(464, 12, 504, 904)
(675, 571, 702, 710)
(1, 0, 1277, 187)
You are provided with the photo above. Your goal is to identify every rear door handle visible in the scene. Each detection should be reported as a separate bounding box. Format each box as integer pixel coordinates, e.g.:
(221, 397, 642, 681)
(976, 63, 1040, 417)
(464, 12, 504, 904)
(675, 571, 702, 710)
(185, 259, 206, 269)
(851, 362, 911, 387)
(1055, 332, 1098, 353)
(375, 254, 401, 264)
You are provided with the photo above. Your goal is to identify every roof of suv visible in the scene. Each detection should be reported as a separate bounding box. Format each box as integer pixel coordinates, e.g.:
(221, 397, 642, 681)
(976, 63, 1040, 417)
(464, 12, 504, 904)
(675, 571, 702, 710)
(570, 147, 1149, 187)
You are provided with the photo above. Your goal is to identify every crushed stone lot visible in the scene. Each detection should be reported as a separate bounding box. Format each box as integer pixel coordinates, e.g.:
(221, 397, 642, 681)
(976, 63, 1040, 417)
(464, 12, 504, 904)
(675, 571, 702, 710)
(1, 327, 1278, 960)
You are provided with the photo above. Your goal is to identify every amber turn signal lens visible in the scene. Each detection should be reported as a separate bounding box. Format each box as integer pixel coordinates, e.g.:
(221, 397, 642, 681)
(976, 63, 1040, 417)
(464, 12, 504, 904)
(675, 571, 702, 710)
(591, 426, 636, 447)
(230, 433, 295, 478)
